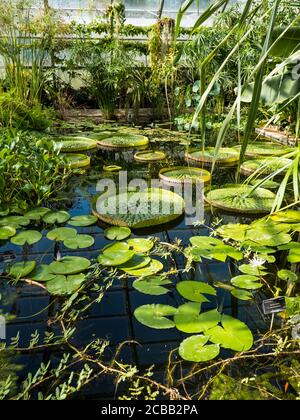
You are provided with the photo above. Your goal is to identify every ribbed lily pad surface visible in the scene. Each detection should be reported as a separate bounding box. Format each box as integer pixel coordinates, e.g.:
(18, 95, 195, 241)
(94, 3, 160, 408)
(134, 150, 166, 162)
(240, 157, 292, 176)
(93, 188, 184, 228)
(186, 148, 239, 165)
(159, 166, 211, 184)
(205, 185, 275, 214)
(56, 138, 97, 152)
(61, 154, 91, 169)
(234, 142, 294, 158)
(97, 134, 149, 149)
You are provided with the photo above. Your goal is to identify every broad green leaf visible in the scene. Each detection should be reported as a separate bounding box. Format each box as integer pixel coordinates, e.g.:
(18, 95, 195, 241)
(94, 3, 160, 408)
(239, 264, 267, 276)
(103, 242, 129, 254)
(43, 211, 70, 224)
(132, 276, 172, 295)
(212, 245, 243, 262)
(179, 335, 220, 362)
(64, 234, 95, 250)
(287, 248, 300, 263)
(124, 259, 163, 277)
(174, 304, 221, 333)
(68, 215, 98, 227)
(0, 216, 30, 228)
(127, 238, 154, 253)
(24, 207, 50, 220)
(98, 250, 135, 266)
(208, 314, 253, 352)
(11, 230, 42, 246)
(0, 226, 16, 240)
(271, 210, 300, 223)
(176, 281, 215, 303)
(49, 256, 91, 275)
(46, 274, 86, 296)
(190, 236, 222, 247)
(30, 265, 57, 282)
(216, 224, 248, 242)
(134, 304, 177, 329)
(231, 275, 262, 290)
(119, 255, 151, 271)
(278, 269, 298, 283)
(231, 288, 253, 301)
(104, 226, 131, 241)
(9, 261, 36, 279)
(47, 227, 77, 241)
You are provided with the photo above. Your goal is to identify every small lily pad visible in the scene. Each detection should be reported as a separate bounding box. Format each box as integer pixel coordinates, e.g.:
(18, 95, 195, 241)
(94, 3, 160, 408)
(179, 335, 220, 362)
(119, 255, 151, 271)
(43, 211, 70, 224)
(68, 215, 98, 227)
(176, 281, 216, 303)
(49, 256, 91, 275)
(134, 304, 177, 329)
(64, 234, 95, 250)
(30, 265, 57, 282)
(103, 242, 129, 254)
(46, 273, 86, 296)
(231, 288, 253, 301)
(0, 216, 30, 228)
(103, 165, 122, 172)
(104, 226, 131, 241)
(174, 305, 221, 333)
(239, 264, 267, 276)
(132, 276, 172, 295)
(24, 207, 50, 220)
(11, 230, 42, 246)
(278, 269, 298, 283)
(230, 275, 262, 290)
(124, 259, 163, 277)
(47, 227, 77, 241)
(127, 238, 154, 252)
(9, 261, 36, 279)
(0, 226, 16, 240)
(98, 250, 135, 266)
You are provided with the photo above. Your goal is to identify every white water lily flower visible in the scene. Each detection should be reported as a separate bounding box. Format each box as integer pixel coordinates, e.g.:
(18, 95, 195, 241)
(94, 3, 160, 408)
(249, 256, 266, 267)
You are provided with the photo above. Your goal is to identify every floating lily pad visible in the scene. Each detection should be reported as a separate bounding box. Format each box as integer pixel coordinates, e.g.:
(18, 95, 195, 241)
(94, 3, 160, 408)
(179, 335, 220, 362)
(186, 147, 239, 166)
(174, 305, 221, 333)
(49, 256, 91, 275)
(239, 264, 267, 276)
(240, 157, 292, 176)
(208, 314, 253, 352)
(134, 304, 177, 329)
(235, 142, 294, 158)
(132, 276, 172, 295)
(104, 226, 131, 241)
(98, 134, 149, 149)
(103, 165, 122, 172)
(93, 188, 184, 228)
(211, 245, 243, 262)
(98, 250, 135, 266)
(271, 210, 300, 223)
(230, 275, 263, 290)
(9, 261, 36, 279)
(278, 269, 298, 283)
(176, 281, 216, 303)
(127, 238, 154, 252)
(47, 227, 77, 241)
(190, 236, 222, 247)
(46, 273, 86, 296)
(61, 154, 91, 169)
(11, 230, 42, 246)
(205, 185, 275, 214)
(124, 259, 163, 277)
(64, 234, 95, 250)
(43, 211, 70, 224)
(231, 288, 253, 301)
(0, 226, 16, 240)
(24, 207, 50, 220)
(68, 215, 98, 227)
(57, 137, 97, 152)
(250, 178, 280, 190)
(0, 216, 30, 228)
(30, 265, 57, 282)
(134, 150, 166, 162)
(103, 242, 129, 254)
(119, 255, 151, 272)
(159, 166, 211, 185)
(216, 224, 248, 242)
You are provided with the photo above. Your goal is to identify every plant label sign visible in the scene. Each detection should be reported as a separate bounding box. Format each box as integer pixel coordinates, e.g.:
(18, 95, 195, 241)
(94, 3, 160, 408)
(0, 251, 16, 263)
(262, 297, 286, 315)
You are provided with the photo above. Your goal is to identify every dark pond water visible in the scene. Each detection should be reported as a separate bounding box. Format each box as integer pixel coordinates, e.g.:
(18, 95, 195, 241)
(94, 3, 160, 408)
(0, 133, 270, 398)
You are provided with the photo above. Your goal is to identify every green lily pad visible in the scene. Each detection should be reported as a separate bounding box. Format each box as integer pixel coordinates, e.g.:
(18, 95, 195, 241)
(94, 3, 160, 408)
(231, 288, 253, 301)
(30, 265, 57, 282)
(98, 134, 149, 149)
(119, 255, 151, 271)
(46, 273, 86, 296)
(186, 147, 239, 166)
(190, 236, 223, 247)
(230, 275, 262, 290)
(278, 269, 298, 283)
(9, 261, 36, 279)
(271, 210, 300, 223)
(124, 259, 163, 277)
(68, 215, 98, 227)
(134, 150, 166, 162)
(208, 314, 253, 352)
(211, 245, 243, 262)
(127, 238, 154, 252)
(132, 276, 172, 295)
(0, 226, 16, 240)
(47, 227, 77, 241)
(240, 157, 292, 176)
(57, 138, 98, 152)
(179, 335, 220, 362)
(134, 304, 177, 329)
(104, 226, 131, 241)
(0, 216, 30, 228)
(250, 178, 280, 190)
(174, 304, 221, 333)
(103, 242, 129, 254)
(49, 256, 91, 275)
(103, 165, 122, 172)
(160, 166, 211, 185)
(98, 250, 135, 266)
(62, 154, 90, 169)
(11, 230, 42, 246)
(239, 264, 267, 276)
(64, 234, 95, 250)
(43, 211, 70, 224)
(216, 224, 248, 242)
(24, 207, 50, 220)
(176, 281, 216, 303)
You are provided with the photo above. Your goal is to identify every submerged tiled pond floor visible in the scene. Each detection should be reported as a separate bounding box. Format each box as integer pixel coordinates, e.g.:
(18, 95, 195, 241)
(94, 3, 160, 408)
(0, 140, 270, 398)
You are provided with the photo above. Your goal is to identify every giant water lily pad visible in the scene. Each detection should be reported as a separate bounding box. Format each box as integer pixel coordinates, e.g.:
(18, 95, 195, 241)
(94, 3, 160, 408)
(56, 137, 97, 152)
(208, 314, 253, 352)
(0, 216, 30, 228)
(43, 211, 70, 224)
(98, 134, 149, 149)
(159, 166, 211, 185)
(250, 178, 280, 190)
(134, 150, 166, 162)
(127, 238, 154, 252)
(0, 226, 16, 240)
(240, 157, 292, 176)
(119, 255, 151, 271)
(68, 215, 98, 227)
(98, 250, 135, 266)
(30, 265, 57, 282)
(179, 335, 220, 362)
(230, 275, 263, 290)
(9, 261, 36, 279)
(174, 304, 221, 333)
(49, 256, 91, 275)
(234, 142, 294, 158)
(64, 234, 95, 250)
(93, 188, 184, 228)
(124, 259, 163, 277)
(24, 207, 50, 220)
(134, 304, 177, 329)
(176, 281, 216, 302)
(104, 226, 131, 241)
(10, 230, 42, 246)
(132, 276, 172, 295)
(205, 185, 275, 214)
(46, 274, 86, 296)
(47, 227, 77, 241)
(186, 148, 239, 166)
(61, 154, 91, 169)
